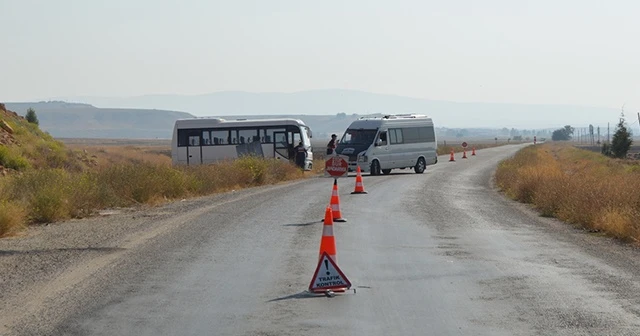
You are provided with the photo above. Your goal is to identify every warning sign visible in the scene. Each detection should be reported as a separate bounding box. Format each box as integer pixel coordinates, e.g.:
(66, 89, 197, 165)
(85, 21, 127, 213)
(309, 252, 352, 292)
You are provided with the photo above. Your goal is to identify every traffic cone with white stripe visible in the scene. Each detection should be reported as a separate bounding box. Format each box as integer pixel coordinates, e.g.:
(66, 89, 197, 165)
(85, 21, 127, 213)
(449, 149, 455, 162)
(319, 206, 337, 262)
(308, 207, 351, 294)
(462, 148, 468, 159)
(472, 147, 476, 156)
(330, 179, 347, 222)
(320, 179, 347, 222)
(351, 166, 368, 194)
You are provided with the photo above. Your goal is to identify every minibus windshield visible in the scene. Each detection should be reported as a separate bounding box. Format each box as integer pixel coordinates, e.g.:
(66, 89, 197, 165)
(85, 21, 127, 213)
(339, 129, 378, 145)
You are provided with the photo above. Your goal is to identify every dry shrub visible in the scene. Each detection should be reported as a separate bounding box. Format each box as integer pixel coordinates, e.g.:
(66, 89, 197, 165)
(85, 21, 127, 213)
(496, 143, 640, 242)
(9, 169, 73, 223)
(183, 157, 302, 195)
(233, 155, 270, 185)
(0, 200, 26, 237)
(0, 154, 309, 229)
(264, 158, 304, 182)
(182, 162, 239, 194)
(96, 162, 190, 205)
(495, 146, 541, 201)
(593, 207, 640, 241)
(530, 165, 567, 217)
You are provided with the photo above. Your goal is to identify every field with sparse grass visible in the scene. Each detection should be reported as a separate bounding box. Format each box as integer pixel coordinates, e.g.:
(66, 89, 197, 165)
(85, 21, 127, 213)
(0, 154, 306, 236)
(495, 143, 640, 243)
(0, 125, 317, 237)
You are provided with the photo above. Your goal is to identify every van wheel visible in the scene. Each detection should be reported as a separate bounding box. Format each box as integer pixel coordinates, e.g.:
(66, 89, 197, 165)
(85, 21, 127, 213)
(414, 157, 426, 174)
(370, 160, 381, 176)
(382, 169, 391, 175)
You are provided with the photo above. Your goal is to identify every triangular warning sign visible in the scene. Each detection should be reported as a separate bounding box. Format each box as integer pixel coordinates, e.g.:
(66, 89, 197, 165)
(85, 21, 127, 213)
(309, 252, 352, 292)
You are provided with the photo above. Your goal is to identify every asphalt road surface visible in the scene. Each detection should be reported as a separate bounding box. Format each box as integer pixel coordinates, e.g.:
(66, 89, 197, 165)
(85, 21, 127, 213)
(5, 144, 640, 335)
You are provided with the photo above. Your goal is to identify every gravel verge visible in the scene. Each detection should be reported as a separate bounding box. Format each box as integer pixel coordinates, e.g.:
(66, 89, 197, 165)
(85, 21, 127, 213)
(0, 179, 311, 335)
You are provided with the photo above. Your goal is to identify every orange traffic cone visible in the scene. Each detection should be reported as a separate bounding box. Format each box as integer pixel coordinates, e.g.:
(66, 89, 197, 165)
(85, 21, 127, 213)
(351, 166, 368, 194)
(462, 149, 468, 159)
(309, 207, 351, 294)
(472, 147, 476, 156)
(319, 206, 337, 262)
(449, 149, 455, 162)
(329, 179, 347, 222)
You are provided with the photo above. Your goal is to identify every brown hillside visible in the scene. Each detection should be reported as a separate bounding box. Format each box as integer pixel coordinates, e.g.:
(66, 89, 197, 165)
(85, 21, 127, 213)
(0, 103, 22, 174)
(0, 103, 21, 146)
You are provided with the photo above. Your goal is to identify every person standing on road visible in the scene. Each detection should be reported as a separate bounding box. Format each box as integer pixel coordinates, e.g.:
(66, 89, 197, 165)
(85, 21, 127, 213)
(294, 141, 308, 170)
(326, 134, 338, 155)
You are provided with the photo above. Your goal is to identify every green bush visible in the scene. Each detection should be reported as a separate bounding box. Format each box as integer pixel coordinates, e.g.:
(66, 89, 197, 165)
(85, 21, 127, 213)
(25, 108, 39, 125)
(0, 145, 31, 170)
(10, 169, 72, 222)
(233, 156, 269, 185)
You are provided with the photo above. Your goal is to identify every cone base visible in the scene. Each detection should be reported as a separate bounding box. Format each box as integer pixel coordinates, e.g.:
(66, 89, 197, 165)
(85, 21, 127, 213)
(321, 218, 347, 222)
(350, 191, 368, 194)
(309, 287, 350, 294)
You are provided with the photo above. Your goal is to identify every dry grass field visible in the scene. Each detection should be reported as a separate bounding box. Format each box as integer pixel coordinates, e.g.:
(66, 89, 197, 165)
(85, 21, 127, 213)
(495, 143, 640, 243)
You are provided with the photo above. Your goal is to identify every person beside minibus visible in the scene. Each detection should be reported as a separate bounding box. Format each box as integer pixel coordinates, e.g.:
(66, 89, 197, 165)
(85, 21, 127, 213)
(294, 141, 308, 169)
(326, 134, 338, 155)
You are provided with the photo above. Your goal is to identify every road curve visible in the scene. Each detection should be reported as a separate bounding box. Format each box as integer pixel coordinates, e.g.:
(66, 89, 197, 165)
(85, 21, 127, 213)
(5, 144, 640, 335)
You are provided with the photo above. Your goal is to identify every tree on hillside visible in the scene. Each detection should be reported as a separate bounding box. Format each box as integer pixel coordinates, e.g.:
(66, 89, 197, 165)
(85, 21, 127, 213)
(551, 125, 574, 141)
(610, 114, 632, 158)
(25, 108, 39, 125)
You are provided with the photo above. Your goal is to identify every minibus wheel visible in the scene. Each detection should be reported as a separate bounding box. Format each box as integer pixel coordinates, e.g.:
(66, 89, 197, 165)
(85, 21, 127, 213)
(414, 157, 426, 174)
(370, 160, 381, 176)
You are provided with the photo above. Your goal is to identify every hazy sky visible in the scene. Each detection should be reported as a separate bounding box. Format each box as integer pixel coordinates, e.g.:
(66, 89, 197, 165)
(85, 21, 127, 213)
(2, 0, 639, 112)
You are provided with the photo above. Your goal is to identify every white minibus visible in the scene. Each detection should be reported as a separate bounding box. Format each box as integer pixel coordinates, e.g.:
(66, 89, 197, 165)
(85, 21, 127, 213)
(335, 114, 437, 175)
(171, 117, 314, 170)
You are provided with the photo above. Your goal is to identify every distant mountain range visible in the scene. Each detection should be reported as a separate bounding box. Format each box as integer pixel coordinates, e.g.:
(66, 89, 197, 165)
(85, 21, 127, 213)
(4, 89, 624, 139)
(51, 89, 621, 129)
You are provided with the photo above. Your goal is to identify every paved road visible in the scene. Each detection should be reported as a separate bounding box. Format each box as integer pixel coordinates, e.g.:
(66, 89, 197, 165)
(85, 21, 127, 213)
(10, 144, 640, 335)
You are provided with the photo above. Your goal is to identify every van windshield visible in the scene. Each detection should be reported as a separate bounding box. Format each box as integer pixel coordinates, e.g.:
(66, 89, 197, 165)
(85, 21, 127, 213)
(339, 129, 378, 145)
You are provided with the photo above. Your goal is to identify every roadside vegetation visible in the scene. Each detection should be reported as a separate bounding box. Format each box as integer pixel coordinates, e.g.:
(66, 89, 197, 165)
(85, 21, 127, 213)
(495, 143, 640, 243)
(0, 105, 310, 237)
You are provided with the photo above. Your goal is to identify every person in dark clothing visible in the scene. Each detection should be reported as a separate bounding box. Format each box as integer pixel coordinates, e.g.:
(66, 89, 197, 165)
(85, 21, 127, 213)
(294, 141, 308, 169)
(283, 142, 295, 161)
(326, 134, 338, 155)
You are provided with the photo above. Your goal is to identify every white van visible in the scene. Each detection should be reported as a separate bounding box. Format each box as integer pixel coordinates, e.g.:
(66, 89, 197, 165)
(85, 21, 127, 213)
(335, 114, 437, 175)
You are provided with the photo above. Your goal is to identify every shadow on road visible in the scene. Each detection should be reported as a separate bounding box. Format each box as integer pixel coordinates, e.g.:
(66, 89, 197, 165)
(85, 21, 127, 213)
(267, 291, 326, 302)
(0, 246, 126, 256)
(283, 221, 321, 227)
